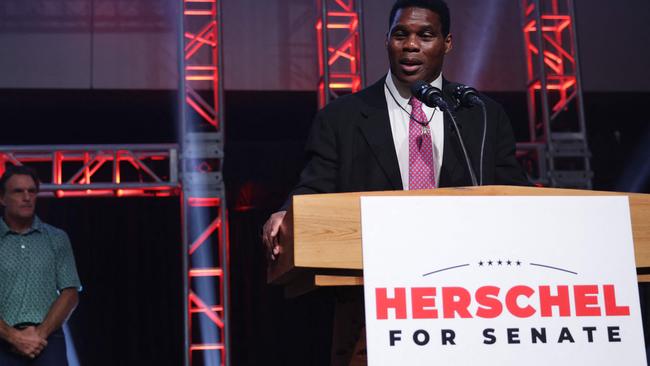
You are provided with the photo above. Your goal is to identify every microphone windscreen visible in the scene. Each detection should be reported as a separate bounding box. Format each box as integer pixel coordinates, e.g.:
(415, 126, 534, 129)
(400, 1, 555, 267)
(410, 80, 429, 98)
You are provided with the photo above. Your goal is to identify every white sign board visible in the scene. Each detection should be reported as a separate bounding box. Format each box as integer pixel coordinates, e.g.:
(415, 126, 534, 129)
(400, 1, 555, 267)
(361, 196, 646, 366)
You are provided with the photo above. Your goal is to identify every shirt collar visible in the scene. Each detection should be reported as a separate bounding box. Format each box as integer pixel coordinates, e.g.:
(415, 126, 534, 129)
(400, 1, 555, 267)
(385, 70, 444, 105)
(0, 216, 43, 236)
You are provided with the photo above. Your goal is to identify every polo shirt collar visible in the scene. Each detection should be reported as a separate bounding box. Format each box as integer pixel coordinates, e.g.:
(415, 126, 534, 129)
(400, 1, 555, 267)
(0, 216, 43, 236)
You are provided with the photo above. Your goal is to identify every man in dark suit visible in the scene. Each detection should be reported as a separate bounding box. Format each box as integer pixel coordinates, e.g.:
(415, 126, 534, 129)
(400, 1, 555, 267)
(263, 0, 528, 257)
(263, 1, 529, 364)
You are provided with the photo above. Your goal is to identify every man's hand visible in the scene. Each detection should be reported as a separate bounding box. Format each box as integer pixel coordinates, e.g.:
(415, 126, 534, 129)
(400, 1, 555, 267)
(262, 210, 286, 261)
(9, 326, 47, 359)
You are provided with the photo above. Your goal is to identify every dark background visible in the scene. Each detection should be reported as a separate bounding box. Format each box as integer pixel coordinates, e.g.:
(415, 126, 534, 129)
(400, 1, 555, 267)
(1, 0, 649, 364)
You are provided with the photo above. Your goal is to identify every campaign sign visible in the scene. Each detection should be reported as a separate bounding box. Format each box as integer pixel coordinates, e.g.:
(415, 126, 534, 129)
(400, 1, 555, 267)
(361, 196, 646, 366)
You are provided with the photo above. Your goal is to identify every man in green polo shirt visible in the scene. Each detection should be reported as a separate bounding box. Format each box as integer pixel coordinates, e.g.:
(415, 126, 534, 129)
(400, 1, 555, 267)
(0, 165, 81, 365)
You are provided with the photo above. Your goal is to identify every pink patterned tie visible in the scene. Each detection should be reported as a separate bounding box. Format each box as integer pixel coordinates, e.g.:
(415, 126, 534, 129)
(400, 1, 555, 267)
(408, 97, 435, 190)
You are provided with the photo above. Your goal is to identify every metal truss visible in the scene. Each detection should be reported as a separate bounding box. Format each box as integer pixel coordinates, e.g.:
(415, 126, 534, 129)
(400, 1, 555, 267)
(2, 1, 229, 364)
(180, 0, 229, 365)
(0, 144, 179, 197)
(316, 0, 365, 108)
(519, 0, 592, 188)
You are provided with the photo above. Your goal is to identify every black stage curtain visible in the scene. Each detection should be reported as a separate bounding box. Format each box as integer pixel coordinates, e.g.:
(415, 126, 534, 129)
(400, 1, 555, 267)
(36, 197, 183, 366)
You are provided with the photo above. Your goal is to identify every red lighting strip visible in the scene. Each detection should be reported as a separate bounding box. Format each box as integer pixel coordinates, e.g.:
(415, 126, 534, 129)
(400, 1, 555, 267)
(6, 154, 168, 164)
(333, 0, 352, 11)
(190, 305, 223, 313)
(83, 152, 91, 184)
(188, 197, 221, 207)
(51, 188, 177, 198)
(531, 79, 575, 90)
(53, 152, 63, 185)
(184, 21, 217, 59)
(190, 344, 224, 351)
(114, 151, 121, 184)
(189, 291, 224, 328)
(189, 216, 221, 255)
(186, 96, 218, 127)
(184, 10, 213, 16)
(189, 268, 223, 277)
(78, 158, 107, 184)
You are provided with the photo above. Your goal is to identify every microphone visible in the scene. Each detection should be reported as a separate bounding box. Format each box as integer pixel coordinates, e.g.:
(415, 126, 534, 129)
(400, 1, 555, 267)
(410, 80, 450, 111)
(446, 82, 484, 108)
(410, 80, 478, 186)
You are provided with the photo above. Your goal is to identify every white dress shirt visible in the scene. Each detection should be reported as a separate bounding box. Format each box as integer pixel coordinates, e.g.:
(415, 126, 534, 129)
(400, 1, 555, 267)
(384, 72, 445, 189)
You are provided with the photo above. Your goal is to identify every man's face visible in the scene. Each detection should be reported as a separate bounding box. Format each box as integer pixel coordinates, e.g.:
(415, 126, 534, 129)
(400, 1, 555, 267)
(0, 174, 38, 221)
(386, 7, 452, 88)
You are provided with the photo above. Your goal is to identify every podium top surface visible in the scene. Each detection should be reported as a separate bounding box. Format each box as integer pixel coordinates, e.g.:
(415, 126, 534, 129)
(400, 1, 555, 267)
(268, 186, 650, 285)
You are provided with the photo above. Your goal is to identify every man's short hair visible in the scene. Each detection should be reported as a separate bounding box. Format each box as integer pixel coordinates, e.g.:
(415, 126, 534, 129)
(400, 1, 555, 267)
(388, 0, 451, 37)
(0, 165, 41, 196)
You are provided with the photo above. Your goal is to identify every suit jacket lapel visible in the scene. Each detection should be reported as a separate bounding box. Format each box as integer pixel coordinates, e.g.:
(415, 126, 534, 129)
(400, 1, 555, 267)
(352, 77, 474, 189)
(439, 79, 466, 187)
(356, 78, 403, 189)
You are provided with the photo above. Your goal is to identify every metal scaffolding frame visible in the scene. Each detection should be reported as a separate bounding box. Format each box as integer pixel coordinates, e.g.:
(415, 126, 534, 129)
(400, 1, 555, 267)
(180, 0, 229, 365)
(0, 144, 179, 197)
(316, 0, 365, 109)
(1, 1, 230, 365)
(519, 0, 592, 188)
(0, 2, 596, 366)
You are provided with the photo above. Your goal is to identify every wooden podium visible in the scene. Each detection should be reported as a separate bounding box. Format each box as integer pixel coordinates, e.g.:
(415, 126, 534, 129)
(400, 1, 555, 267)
(268, 186, 650, 295)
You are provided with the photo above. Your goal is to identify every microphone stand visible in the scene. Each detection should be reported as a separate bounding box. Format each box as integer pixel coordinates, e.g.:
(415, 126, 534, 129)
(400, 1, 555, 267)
(444, 109, 479, 187)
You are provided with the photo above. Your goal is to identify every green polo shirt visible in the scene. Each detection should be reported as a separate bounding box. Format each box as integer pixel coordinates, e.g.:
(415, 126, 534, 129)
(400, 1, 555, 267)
(0, 216, 81, 326)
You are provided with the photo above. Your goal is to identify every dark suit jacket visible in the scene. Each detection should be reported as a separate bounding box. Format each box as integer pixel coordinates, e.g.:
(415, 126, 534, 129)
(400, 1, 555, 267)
(288, 76, 529, 200)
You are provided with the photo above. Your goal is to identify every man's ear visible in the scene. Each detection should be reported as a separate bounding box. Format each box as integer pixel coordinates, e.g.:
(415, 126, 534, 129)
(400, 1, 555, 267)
(444, 33, 453, 54)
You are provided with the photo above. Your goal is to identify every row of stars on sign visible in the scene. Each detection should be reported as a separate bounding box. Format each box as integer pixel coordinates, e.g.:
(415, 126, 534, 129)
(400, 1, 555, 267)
(478, 260, 522, 266)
